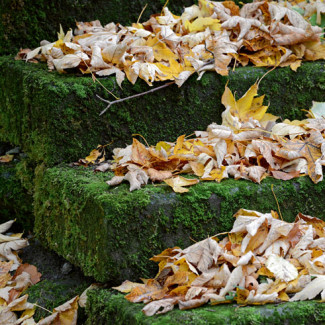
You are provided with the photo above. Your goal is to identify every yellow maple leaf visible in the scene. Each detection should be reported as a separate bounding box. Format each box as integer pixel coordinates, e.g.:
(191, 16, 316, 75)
(221, 83, 278, 128)
(184, 17, 221, 32)
(155, 60, 190, 81)
(146, 37, 178, 62)
(199, 0, 215, 16)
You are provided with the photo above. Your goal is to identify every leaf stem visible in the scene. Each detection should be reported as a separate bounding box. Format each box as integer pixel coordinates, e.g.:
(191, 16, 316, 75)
(137, 3, 148, 24)
(82, 58, 119, 100)
(34, 303, 53, 314)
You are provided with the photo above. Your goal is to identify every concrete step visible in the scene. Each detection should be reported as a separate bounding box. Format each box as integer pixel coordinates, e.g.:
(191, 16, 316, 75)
(34, 165, 325, 283)
(85, 289, 325, 325)
(1, 56, 324, 166)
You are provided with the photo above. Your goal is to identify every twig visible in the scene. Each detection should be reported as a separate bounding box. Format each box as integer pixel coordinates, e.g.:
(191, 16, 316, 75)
(204, 41, 214, 59)
(271, 184, 283, 221)
(97, 81, 175, 116)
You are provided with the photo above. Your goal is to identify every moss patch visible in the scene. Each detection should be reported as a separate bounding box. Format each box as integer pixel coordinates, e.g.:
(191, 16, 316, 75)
(85, 289, 325, 325)
(34, 165, 325, 283)
(0, 162, 33, 231)
(26, 279, 88, 322)
(0, 0, 195, 55)
(1, 56, 324, 166)
(0, 0, 254, 56)
(21, 238, 91, 322)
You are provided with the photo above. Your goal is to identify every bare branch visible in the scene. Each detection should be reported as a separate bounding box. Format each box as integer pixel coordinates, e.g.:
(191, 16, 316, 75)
(97, 81, 175, 116)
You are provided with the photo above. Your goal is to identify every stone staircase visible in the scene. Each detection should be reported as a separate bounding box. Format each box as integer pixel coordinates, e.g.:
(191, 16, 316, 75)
(1, 0, 325, 324)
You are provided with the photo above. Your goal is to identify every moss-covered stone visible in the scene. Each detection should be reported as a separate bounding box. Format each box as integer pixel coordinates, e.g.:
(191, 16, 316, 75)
(0, 0, 254, 56)
(26, 279, 87, 322)
(85, 289, 325, 325)
(0, 0, 195, 55)
(21, 238, 91, 322)
(34, 165, 325, 283)
(1, 56, 324, 166)
(0, 162, 33, 231)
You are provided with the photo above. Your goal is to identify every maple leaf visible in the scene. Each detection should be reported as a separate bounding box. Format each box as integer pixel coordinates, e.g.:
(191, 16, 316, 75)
(113, 280, 144, 293)
(13, 264, 41, 286)
(85, 145, 106, 164)
(38, 296, 79, 325)
(221, 83, 277, 129)
(145, 37, 178, 62)
(295, 213, 325, 238)
(114, 208, 325, 315)
(276, 133, 323, 183)
(266, 254, 298, 283)
(164, 176, 199, 193)
(184, 17, 221, 32)
(147, 168, 173, 182)
(308, 101, 325, 119)
(290, 276, 325, 301)
(125, 279, 165, 303)
(131, 138, 152, 167)
(142, 298, 177, 316)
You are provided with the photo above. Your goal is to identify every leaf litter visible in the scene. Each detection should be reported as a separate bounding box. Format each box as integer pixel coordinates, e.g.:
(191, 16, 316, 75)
(17, 0, 325, 87)
(0, 220, 79, 325)
(86, 79, 325, 192)
(113, 208, 325, 316)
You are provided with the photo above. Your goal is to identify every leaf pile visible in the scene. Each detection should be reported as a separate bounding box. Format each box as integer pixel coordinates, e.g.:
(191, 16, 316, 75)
(105, 81, 325, 192)
(17, 0, 325, 86)
(114, 209, 325, 316)
(0, 220, 79, 325)
(284, 0, 325, 29)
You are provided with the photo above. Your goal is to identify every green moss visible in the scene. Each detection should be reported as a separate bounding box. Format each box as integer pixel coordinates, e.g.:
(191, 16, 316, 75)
(0, 0, 195, 55)
(34, 165, 325, 283)
(85, 289, 325, 325)
(0, 0, 255, 56)
(0, 162, 33, 231)
(1, 57, 324, 166)
(26, 279, 88, 321)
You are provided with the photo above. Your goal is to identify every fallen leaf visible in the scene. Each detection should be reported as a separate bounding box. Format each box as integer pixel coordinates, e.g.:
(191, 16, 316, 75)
(38, 296, 79, 325)
(0, 155, 14, 163)
(13, 264, 41, 285)
(266, 254, 298, 282)
(147, 168, 173, 182)
(79, 284, 101, 307)
(290, 276, 325, 301)
(164, 176, 199, 193)
(142, 298, 177, 316)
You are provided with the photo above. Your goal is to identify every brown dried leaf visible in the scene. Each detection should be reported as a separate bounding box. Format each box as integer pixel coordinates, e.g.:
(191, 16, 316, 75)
(13, 264, 41, 285)
(147, 168, 173, 182)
